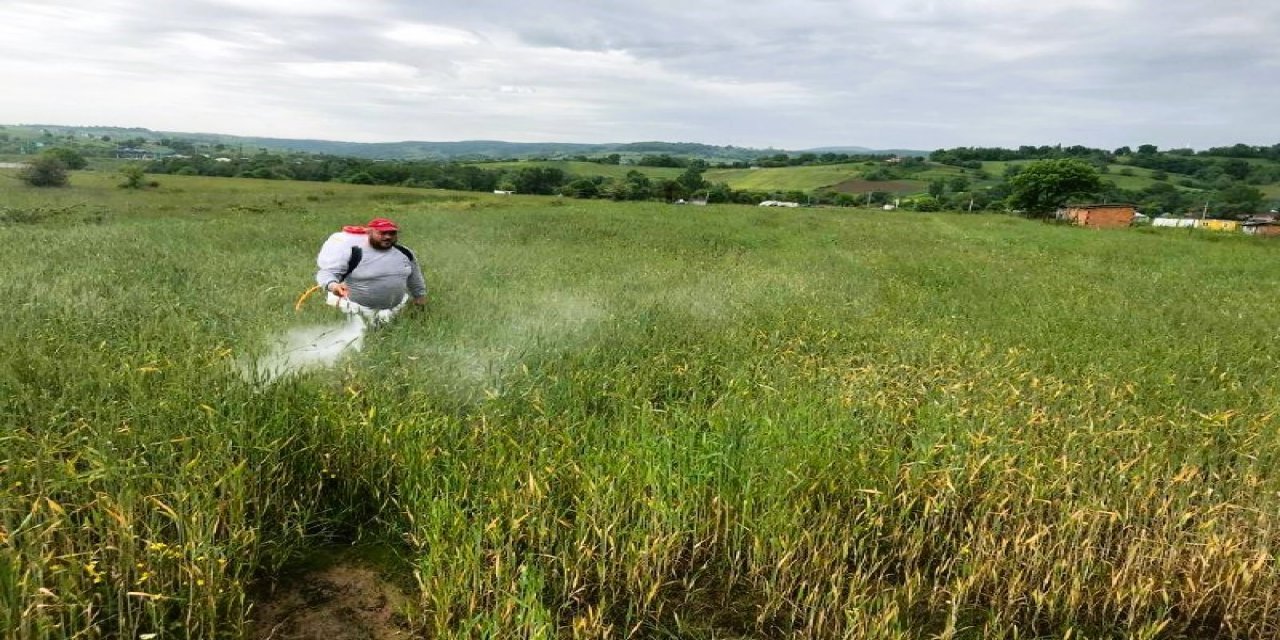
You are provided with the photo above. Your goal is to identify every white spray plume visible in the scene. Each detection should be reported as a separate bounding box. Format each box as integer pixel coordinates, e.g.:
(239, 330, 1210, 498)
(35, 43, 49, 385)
(241, 315, 366, 384)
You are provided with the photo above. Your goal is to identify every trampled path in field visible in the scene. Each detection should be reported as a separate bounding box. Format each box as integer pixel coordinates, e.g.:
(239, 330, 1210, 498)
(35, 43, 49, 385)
(250, 563, 413, 640)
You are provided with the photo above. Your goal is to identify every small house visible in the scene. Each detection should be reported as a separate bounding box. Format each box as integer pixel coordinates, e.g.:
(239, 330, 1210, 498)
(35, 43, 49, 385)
(1057, 203, 1136, 229)
(1200, 219, 1240, 232)
(1153, 217, 1197, 228)
(114, 147, 153, 159)
(1243, 221, 1280, 237)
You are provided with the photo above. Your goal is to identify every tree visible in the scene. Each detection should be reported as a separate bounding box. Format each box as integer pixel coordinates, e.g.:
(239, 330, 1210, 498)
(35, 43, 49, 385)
(44, 147, 87, 169)
(119, 164, 147, 189)
(706, 182, 734, 204)
(1137, 182, 1187, 216)
(1214, 183, 1265, 217)
(601, 178, 630, 201)
(910, 195, 942, 212)
(655, 178, 686, 201)
(1005, 159, 1104, 217)
(677, 165, 706, 194)
(17, 155, 69, 187)
(622, 170, 652, 200)
(1137, 144, 1158, 155)
(563, 177, 600, 198)
(512, 166, 568, 195)
(1221, 158, 1251, 181)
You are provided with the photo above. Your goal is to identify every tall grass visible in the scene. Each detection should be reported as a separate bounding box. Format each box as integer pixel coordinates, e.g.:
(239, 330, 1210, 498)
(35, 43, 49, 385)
(2, 171, 1279, 638)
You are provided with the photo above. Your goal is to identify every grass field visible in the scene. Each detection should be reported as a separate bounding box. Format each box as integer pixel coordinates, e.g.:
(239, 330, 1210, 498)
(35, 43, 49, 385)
(474, 160, 877, 192)
(702, 162, 870, 191)
(982, 161, 1216, 195)
(465, 160, 685, 181)
(4, 171, 1280, 639)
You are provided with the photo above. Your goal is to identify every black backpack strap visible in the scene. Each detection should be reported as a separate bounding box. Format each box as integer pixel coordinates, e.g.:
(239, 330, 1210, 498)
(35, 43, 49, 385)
(339, 245, 412, 282)
(340, 246, 362, 282)
(393, 245, 416, 262)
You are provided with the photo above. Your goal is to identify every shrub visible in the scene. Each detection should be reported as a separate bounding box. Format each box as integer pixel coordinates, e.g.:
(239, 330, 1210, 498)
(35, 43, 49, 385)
(43, 147, 88, 169)
(17, 156, 68, 187)
(119, 164, 148, 189)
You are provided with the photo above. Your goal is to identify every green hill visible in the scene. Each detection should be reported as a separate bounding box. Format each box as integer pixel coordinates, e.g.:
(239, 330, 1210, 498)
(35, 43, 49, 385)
(473, 159, 931, 193)
(465, 160, 683, 180)
(704, 163, 870, 190)
(2, 123, 912, 163)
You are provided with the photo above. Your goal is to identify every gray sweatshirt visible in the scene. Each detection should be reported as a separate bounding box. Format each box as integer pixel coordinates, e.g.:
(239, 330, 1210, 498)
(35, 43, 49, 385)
(316, 244, 427, 310)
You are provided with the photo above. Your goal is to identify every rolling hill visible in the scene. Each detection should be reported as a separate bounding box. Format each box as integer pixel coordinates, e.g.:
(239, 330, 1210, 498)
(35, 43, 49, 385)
(1, 123, 921, 162)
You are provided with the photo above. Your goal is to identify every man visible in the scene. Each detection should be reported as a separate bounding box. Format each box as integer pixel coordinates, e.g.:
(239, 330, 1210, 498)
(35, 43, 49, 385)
(315, 217, 427, 324)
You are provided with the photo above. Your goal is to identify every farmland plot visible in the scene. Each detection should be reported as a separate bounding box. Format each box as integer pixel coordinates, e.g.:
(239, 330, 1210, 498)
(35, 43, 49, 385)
(3, 172, 1280, 639)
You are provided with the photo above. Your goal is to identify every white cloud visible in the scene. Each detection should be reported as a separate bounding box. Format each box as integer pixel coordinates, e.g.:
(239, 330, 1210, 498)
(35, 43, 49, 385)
(200, 0, 386, 17)
(384, 23, 481, 48)
(163, 32, 252, 61)
(279, 61, 420, 81)
(0, 0, 1276, 149)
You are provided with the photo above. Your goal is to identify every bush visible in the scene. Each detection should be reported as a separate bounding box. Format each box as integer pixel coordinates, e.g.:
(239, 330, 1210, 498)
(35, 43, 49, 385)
(43, 147, 88, 169)
(0, 204, 96, 225)
(908, 196, 942, 212)
(119, 164, 148, 189)
(17, 156, 69, 187)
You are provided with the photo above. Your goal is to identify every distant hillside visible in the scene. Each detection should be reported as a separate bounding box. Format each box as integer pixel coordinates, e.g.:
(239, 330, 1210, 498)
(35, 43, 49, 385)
(800, 146, 930, 157)
(0, 123, 916, 162)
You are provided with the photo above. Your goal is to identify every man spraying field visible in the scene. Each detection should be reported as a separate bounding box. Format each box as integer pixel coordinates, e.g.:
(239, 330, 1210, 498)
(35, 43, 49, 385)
(315, 217, 427, 326)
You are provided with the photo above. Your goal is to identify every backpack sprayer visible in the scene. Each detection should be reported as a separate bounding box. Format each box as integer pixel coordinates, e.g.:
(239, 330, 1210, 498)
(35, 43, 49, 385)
(295, 225, 410, 328)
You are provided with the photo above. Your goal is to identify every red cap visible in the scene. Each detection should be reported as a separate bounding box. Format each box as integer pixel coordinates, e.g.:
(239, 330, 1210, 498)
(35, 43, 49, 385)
(342, 225, 367, 234)
(366, 218, 399, 231)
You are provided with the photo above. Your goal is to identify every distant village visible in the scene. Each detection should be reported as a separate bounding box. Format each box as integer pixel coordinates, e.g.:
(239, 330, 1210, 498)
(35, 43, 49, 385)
(1057, 203, 1278, 236)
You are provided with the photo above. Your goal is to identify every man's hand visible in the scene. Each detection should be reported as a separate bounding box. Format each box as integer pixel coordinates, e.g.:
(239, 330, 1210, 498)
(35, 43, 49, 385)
(411, 296, 427, 306)
(328, 282, 350, 297)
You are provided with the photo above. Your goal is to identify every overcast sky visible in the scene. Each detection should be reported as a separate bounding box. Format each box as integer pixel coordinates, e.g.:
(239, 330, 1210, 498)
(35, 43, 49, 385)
(1, 0, 1277, 150)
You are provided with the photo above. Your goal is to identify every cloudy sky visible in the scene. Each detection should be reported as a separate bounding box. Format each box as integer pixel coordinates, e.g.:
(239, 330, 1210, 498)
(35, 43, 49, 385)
(1, 0, 1277, 150)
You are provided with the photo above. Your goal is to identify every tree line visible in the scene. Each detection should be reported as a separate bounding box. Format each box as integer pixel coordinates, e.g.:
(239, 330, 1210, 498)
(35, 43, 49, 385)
(931, 142, 1280, 164)
(932, 143, 1280, 185)
(13, 143, 1277, 218)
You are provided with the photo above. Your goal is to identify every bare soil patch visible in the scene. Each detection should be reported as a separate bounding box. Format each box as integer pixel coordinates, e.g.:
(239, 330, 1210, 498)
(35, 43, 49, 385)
(251, 563, 415, 640)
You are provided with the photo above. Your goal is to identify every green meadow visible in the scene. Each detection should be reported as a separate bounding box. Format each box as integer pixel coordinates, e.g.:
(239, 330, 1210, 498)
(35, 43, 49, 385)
(466, 160, 684, 181)
(470, 160, 885, 192)
(980, 161, 1212, 195)
(3, 171, 1280, 638)
(701, 163, 871, 191)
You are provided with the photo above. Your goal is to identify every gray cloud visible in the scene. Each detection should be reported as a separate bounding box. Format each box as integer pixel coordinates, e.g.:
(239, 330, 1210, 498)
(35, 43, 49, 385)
(0, 0, 1276, 149)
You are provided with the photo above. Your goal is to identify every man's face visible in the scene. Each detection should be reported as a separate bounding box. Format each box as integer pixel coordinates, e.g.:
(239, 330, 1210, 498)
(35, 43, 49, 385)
(368, 228, 397, 249)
